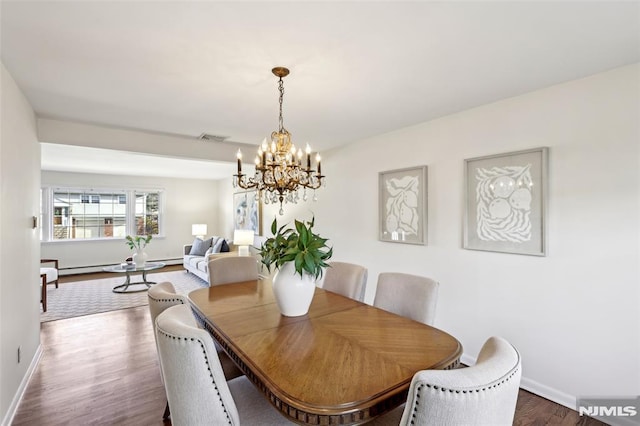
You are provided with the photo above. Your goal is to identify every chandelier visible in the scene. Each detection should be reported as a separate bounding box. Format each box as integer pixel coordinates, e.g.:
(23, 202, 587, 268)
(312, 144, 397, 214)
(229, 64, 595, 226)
(233, 67, 324, 215)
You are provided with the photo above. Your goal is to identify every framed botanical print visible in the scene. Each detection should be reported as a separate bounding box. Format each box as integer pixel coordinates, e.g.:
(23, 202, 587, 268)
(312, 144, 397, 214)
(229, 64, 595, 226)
(379, 166, 427, 245)
(464, 147, 548, 256)
(233, 190, 261, 235)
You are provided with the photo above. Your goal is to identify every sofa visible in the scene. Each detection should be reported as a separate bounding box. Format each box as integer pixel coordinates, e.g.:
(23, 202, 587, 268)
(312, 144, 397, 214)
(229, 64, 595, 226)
(183, 236, 237, 283)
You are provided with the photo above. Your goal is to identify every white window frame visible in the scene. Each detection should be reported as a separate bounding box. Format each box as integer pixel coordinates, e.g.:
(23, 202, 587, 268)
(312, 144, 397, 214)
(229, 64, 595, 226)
(40, 186, 165, 242)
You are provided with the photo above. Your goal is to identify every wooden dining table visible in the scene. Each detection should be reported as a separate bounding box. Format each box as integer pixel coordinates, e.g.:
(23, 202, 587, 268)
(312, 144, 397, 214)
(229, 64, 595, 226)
(188, 279, 462, 425)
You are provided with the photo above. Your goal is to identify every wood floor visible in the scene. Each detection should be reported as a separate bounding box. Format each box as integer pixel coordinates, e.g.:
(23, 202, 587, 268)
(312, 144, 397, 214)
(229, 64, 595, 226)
(13, 270, 606, 426)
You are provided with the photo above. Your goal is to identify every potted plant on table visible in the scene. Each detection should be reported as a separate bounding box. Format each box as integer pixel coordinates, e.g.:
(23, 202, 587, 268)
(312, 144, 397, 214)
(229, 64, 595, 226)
(259, 216, 332, 317)
(125, 234, 152, 267)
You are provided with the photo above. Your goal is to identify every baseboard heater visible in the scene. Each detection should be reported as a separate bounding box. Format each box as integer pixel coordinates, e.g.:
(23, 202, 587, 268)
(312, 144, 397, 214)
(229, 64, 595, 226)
(59, 258, 183, 276)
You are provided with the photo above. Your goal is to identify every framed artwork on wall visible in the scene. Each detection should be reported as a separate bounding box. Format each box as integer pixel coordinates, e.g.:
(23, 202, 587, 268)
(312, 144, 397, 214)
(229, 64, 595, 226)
(463, 147, 548, 256)
(233, 190, 262, 235)
(379, 166, 428, 245)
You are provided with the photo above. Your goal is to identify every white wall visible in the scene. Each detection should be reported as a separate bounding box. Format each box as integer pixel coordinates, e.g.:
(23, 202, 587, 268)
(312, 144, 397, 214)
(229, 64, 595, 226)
(41, 171, 226, 272)
(309, 64, 639, 409)
(0, 63, 41, 424)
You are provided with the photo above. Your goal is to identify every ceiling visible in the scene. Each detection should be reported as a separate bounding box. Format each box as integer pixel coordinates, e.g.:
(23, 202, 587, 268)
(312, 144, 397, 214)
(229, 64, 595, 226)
(2, 1, 639, 178)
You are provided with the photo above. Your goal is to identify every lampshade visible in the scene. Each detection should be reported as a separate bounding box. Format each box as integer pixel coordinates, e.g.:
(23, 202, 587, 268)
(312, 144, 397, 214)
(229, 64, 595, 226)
(191, 224, 207, 238)
(233, 229, 255, 256)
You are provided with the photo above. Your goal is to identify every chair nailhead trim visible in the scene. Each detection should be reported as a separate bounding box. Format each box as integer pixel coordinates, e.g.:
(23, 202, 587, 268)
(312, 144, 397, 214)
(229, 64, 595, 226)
(158, 329, 233, 425)
(409, 365, 521, 420)
(149, 296, 185, 304)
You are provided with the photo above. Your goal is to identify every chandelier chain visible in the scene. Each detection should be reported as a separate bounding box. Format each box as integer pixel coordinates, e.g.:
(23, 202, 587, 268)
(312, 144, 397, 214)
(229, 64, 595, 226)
(278, 77, 285, 133)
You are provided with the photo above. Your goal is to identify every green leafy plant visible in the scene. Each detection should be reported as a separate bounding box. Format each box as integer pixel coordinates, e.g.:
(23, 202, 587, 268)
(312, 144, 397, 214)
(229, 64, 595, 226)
(125, 234, 152, 251)
(260, 216, 333, 279)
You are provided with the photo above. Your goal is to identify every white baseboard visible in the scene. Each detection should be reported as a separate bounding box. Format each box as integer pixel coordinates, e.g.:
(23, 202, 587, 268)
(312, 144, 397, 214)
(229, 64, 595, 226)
(520, 376, 576, 409)
(1, 344, 43, 426)
(59, 258, 182, 276)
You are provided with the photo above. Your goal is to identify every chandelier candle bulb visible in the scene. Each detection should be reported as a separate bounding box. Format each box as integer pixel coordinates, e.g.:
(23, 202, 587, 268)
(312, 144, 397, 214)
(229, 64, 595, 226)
(236, 149, 242, 173)
(316, 154, 322, 175)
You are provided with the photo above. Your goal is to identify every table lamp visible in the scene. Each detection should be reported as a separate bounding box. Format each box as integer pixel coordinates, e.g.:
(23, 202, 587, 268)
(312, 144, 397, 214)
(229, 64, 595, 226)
(233, 229, 254, 256)
(191, 224, 207, 239)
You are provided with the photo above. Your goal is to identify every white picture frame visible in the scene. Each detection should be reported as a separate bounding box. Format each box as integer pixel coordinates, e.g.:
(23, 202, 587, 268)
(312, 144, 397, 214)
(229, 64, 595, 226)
(379, 166, 427, 245)
(463, 147, 548, 256)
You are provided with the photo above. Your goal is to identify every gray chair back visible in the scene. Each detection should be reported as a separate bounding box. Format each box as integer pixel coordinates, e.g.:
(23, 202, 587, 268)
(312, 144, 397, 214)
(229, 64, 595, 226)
(399, 336, 522, 425)
(321, 261, 368, 302)
(373, 272, 439, 325)
(208, 256, 258, 286)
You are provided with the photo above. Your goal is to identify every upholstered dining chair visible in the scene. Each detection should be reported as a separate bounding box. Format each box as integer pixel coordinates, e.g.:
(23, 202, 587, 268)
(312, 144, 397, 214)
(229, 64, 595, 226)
(147, 282, 190, 419)
(368, 336, 522, 425)
(373, 272, 439, 326)
(148, 282, 242, 419)
(321, 261, 368, 302)
(155, 304, 296, 425)
(208, 256, 258, 286)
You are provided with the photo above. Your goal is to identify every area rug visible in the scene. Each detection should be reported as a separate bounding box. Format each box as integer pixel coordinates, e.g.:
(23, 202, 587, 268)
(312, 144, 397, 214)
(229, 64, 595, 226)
(40, 270, 208, 322)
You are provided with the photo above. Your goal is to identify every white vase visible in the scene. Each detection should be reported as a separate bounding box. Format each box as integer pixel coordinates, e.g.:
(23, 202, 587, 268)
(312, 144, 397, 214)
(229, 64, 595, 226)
(272, 262, 316, 317)
(132, 249, 148, 267)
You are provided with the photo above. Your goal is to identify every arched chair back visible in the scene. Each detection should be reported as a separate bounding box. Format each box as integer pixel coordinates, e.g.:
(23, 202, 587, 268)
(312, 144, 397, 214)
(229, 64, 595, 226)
(401, 336, 521, 425)
(155, 304, 296, 425)
(147, 282, 190, 419)
(373, 272, 439, 326)
(321, 261, 368, 302)
(148, 282, 187, 337)
(148, 281, 241, 382)
(208, 256, 258, 286)
(156, 304, 241, 425)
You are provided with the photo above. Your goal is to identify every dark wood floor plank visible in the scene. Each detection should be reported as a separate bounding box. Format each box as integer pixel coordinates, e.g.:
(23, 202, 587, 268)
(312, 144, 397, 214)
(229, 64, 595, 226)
(13, 306, 168, 426)
(12, 268, 606, 425)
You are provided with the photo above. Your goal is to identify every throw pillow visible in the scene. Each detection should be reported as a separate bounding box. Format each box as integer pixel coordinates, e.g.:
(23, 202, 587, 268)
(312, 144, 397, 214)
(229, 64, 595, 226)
(189, 237, 212, 256)
(211, 237, 224, 253)
(221, 239, 230, 252)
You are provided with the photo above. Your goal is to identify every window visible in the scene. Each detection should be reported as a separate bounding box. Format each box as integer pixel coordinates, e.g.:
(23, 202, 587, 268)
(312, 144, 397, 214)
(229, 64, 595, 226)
(135, 191, 160, 236)
(41, 188, 163, 242)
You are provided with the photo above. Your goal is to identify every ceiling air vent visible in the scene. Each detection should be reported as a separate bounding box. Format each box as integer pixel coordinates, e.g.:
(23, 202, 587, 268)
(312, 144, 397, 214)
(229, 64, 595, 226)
(198, 133, 229, 143)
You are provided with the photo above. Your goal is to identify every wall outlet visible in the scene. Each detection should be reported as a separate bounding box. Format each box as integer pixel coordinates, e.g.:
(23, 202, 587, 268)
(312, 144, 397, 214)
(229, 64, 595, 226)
(17, 346, 21, 364)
